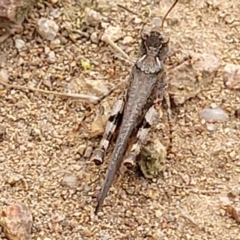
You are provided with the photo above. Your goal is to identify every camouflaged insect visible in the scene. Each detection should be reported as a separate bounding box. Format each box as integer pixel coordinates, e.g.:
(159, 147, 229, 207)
(91, 0, 179, 214)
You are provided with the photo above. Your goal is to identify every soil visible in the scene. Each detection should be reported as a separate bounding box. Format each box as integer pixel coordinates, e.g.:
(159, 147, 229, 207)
(1, 0, 240, 239)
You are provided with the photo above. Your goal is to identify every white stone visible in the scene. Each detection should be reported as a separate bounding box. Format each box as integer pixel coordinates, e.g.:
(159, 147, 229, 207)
(37, 18, 59, 41)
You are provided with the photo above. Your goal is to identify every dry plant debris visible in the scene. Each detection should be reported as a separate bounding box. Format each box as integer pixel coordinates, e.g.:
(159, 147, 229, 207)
(0, 0, 240, 239)
(0, 75, 101, 103)
(137, 132, 167, 179)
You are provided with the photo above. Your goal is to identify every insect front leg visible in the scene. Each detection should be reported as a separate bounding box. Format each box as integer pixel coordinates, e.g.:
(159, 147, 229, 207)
(123, 106, 159, 167)
(90, 98, 125, 165)
(164, 91, 172, 122)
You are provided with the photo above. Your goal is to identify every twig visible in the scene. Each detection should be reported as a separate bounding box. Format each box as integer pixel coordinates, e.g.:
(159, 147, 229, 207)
(101, 34, 133, 64)
(0, 77, 100, 103)
(117, 4, 139, 16)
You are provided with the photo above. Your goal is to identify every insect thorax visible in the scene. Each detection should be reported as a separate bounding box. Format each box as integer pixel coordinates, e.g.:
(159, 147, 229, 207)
(136, 55, 162, 74)
(136, 26, 169, 74)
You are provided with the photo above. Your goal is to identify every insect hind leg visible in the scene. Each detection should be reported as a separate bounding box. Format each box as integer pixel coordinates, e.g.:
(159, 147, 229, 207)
(91, 98, 125, 165)
(123, 106, 159, 167)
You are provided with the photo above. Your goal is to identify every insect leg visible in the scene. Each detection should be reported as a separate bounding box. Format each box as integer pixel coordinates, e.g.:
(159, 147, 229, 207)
(97, 81, 124, 103)
(90, 98, 125, 165)
(164, 91, 172, 122)
(123, 106, 159, 167)
(160, 75, 174, 155)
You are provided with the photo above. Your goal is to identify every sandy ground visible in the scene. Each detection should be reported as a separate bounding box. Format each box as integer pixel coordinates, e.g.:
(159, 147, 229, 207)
(1, 0, 240, 239)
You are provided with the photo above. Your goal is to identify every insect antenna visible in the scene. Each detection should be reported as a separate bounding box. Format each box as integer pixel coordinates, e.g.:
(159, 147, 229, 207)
(161, 0, 179, 28)
(117, 0, 179, 29)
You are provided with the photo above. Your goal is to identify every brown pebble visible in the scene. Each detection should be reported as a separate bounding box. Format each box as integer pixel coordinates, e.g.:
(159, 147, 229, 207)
(223, 63, 240, 89)
(61, 173, 78, 188)
(0, 203, 33, 240)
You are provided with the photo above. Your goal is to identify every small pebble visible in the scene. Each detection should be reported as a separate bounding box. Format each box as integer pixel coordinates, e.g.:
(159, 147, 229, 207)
(91, 114, 108, 138)
(90, 32, 99, 44)
(15, 39, 25, 49)
(228, 186, 240, 198)
(73, 164, 81, 171)
(44, 46, 50, 54)
(6, 173, 23, 185)
(83, 146, 93, 158)
(0, 203, 33, 240)
(102, 25, 122, 42)
(168, 52, 220, 105)
(50, 38, 61, 49)
(152, 17, 162, 27)
(155, 210, 162, 218)
(50, 8, 61, 18)
(22, 72, 31, 79)
(85, 9, 102, 27)
(223, 63, 240, 89)
(77, 144, 86, 155)
(47, 51, 56, 63)
(134, 17, 142, 24)
(0, 69, 9, 81)
(201, 107, 229, 122)
(36, 18, 59, 41)
(206, 123, 217, 131)
(122, 36, 133, 44)
(61, 173, 77, 188)
(49, 0, 58, 3)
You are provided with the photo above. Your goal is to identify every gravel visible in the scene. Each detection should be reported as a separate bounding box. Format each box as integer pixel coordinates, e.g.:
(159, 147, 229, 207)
(0, 0, 240, 239)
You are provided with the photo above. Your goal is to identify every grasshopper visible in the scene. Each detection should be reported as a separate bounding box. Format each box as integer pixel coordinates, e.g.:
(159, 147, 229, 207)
(91, 0, 179, 214)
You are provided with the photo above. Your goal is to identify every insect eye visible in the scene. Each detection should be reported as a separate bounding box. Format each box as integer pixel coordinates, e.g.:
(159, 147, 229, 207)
(142, 32, 149, 40)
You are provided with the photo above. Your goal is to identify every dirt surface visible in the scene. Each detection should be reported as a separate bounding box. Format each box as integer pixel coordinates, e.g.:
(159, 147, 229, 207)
(1, 0, 240, 239)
